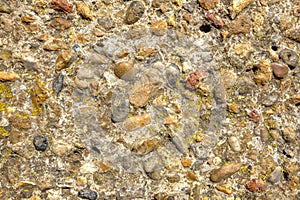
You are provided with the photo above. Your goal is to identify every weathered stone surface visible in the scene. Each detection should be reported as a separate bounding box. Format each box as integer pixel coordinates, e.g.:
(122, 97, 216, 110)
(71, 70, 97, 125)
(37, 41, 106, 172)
(55, 50, 73, 71)
(76, 1, 93, 20)
(198, 0, 219, 10)
(228, 14, 252, 35)
(230, 0, 252, 19)
(150, 20, 168, 36)
(129, 68, 163, 108)
(125, 1, 145, 25)
(123, 114, 152, 131)
(281, 127, 296, 142)
(215, 184, 233, 195)
(210, 163, 243, 182)
(253, 60, 272, 86)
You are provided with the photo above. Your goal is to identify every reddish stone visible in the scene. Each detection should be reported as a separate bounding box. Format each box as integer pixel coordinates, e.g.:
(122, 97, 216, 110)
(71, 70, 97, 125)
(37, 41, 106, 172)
(245, 179, 266, 193)
(186, 67, 208, 90)
(51, 0, 73, 13)
(249, 110, 259, 122)
(271, 62, 289, 79)
(206, 13, 224, 29)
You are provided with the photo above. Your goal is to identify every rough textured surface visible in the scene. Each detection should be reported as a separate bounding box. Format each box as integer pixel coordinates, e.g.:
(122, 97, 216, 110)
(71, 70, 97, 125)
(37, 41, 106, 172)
(0, 0, 300, 199)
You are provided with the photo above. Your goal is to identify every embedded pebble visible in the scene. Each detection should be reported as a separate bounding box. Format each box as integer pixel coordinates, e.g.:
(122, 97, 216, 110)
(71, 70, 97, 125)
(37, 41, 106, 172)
(281, 127, 296, 142)
(55, 50, 73, 71)
(228, 136, 241, 152)
(0, 72, 20, 82)
(97, 17, 116, 31)
(270, 62, 289, 79)
(198, 0, 219, 10)
(210, 163, 243, 182)
(279, 49, 299, 69)
(165, 64, 180, 88)
(114, 62, 135, 81)
(51, 0, 73, 13)
(150, 20, 168, 36)
(228, 14, 251, 34)
(33, 135, 48, 152)
(52, 73, 64, 94)
(205, 13, 224, 29)
(125, 1, 145, 25)
(268, 166, 282, 184)
(215, 184, 233, 195)
(78, 189, 98, 200)
(76, 1, 93, 20)
(245, 179, 266, 193)
(230, 0, 252, 19)
(123, 114, 152, 131)
(129, 68, 163, 108)
(111, 89, 130, 123)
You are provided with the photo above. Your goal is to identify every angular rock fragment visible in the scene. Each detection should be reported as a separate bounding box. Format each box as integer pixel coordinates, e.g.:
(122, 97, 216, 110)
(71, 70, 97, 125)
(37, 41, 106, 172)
(268, 166, 282, 183)
(51, 0, 73, 13)
(43, 39, 68, 51)
(52, 73, 64, 94)
(125, 1, 145, 25)
(230, 0, 252, 19)
(111, 89, 130, 123)
(210, 163, 243, 182)
(131, 138, 159, 155)
(198, 0, 219, 10)
(50, 18, 72, 30)
(215, 184, 233, 195)
(55, 50, 73, 71)
(33, 135, 48, 152)
(123, 114, 151, 131)
(78, 189, 98, 200)
(76, 1, 93, 20)
(129, 68, 163, 108)
(245, 178, 266, 193)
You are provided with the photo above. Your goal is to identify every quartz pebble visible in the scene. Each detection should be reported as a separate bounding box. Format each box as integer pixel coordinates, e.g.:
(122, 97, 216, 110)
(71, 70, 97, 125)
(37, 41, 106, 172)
(210, 163, 243, 182)
(268, 166, 282, 184)
(228, 136, 241, 152)
(33, 135, 48, 152)
(125, 1, 145, 25)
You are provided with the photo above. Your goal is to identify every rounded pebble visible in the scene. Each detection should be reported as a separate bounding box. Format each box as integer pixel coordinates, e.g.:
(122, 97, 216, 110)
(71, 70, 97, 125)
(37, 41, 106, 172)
(228, 136, 241, 152)
(125, 1, 145, 25)
(279, 49, 299, 69)
(114, 62, 134, 81)
(270, 62, 289, 79)
(33, 135, 48, 151)
(78, 189, 98, 200)
(210, 163, 243, 182)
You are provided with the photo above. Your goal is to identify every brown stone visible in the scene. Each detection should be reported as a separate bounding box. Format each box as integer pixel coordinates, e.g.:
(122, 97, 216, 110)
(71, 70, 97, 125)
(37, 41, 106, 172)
(198, 0, 219, 10)
(210, 163, 243, 182)
(181, 157, 192, 167)
(150, 20, 168, 36)
(76, 1, 93, 20)
(50, 18, 71, 30)
(230, 0, 252, 19)
(228, 14, 252, 35)
(125, 1, 145, 25)
(55, 50, 73, 71)
(114, 62, 135, 81)
(21, 16, 36, 23)
(215, 184, 233, 195)
(253, 60, 272, 86)
(206, 13, 224, 29)
(271, 62, 289, 79)
(281, 127, 296, 142)
(187, 171, 198, 181)
(43, 39, 69, 51)
(0, 72, 20, 81)
(123, 114, 152, 131)
(131, 138, 159, 155)
(51, 0, 73, 13)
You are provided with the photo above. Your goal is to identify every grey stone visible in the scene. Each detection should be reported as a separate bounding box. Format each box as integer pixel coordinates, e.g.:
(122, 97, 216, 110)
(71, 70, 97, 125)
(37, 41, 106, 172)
(125, 1, 145, 25)
(268, 166, 282, 184)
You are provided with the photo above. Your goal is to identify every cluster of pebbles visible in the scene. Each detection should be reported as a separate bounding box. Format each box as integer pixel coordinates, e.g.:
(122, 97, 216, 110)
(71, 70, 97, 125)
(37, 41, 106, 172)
(0, 0, 299, 199)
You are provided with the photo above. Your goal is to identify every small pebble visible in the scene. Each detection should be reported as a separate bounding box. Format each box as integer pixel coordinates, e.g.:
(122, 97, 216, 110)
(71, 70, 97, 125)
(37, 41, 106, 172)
(270, 62, 289, 79)
(228, 136, 241, 152)
(114, 62, 134, 81)
(52, 73, 64, 94)
(123, 114, 152, 131)
(33, 135, 48, 151)
(97, 17, 116, 31)
(281, 127, 296, 142)
(215, 184, 233, 195)
(210, 163, 243, 182)
(205, 13, 224, 29)
(268, 166, 282, 184)
(76, 1, 93, 20)
(125, 1, 145, 25)
(245, 179, 266, 193)
(181, 157, 192, 167)
(150, 20, 168, 36)
(198, 0, 219, 10)
(51, 0, 73, 13)
(279, 49, 299, 69)
(78, 189, 98, 200)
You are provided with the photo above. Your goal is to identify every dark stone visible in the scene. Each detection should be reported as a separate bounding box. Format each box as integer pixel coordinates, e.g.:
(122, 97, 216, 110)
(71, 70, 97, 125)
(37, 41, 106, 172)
(78, 189, 98, 200)
(279, 49, 299, 69)
(52, 73, 64, 94)
(33, 135, 48, 151)
(125, 1, 145, 25)
(199, 24, 211, 33)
